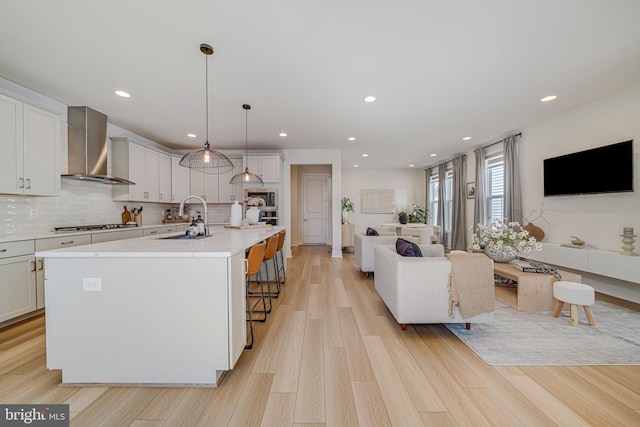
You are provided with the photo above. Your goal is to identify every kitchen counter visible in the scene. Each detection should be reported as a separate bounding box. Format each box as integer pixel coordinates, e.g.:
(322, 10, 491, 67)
(36, 225, 279, 258)
(38, 226, 284, 387)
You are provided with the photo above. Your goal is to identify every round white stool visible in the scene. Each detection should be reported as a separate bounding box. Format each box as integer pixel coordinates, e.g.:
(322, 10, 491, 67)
(552, 281, 596, 326)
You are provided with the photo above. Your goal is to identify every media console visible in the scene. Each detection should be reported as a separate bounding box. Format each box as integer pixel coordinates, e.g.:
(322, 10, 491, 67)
(523, 242, 640, 303)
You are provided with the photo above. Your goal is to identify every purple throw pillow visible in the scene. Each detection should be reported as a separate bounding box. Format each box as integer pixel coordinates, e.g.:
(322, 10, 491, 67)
(366, 227, 379, 236)
(396, 238, 423, 257)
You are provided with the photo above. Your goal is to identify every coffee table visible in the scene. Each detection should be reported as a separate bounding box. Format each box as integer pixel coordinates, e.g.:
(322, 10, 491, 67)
(493, 262, 581, 311)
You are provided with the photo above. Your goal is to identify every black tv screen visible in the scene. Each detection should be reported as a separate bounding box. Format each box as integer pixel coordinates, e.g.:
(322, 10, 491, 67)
(543, 140, 634, 196)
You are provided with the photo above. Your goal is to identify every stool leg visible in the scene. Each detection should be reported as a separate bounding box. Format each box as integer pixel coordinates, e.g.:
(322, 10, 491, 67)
(570, 304, 579, 326)
(584, 306, 596, 326)
(552, 300, 563, 318)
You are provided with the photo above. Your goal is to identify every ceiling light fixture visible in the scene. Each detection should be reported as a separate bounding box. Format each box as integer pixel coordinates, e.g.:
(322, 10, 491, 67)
(541, 95, 557, 102)
(187, 133, 196, 138)
(348, 137, 356, 141)
(179, 43, 233, 174)
(463, 136, 471, 141)
(279, 132, 287, 137)
(362, 153, 369, 157)
(364, 96, 376, 103)
(229, 104, 264, 188)
(354, 164, 359, 167)
(115, 90, 130, 98)
(430, 153, 437, 157)
(409, 164, 415, 167)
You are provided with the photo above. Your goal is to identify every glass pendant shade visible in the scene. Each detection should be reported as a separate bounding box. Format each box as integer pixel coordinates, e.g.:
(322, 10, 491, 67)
(230, 104, 264, 187)
(179, 43, 233, 175)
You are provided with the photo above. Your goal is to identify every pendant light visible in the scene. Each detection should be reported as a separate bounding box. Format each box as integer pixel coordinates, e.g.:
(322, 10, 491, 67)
(230, 104, 264, 187)
(179, 43, 233, 174)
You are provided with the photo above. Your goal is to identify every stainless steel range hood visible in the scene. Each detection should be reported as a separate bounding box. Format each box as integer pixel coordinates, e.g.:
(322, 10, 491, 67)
(62, 106, 135, 185)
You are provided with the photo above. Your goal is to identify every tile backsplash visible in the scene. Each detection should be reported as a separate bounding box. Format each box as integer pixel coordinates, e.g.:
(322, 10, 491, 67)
(0, 180, 233, 236)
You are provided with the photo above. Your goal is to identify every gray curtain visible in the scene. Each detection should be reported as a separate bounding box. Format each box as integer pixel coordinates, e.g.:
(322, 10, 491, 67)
(424, 169, 430, 222)
(503, 134, 522, 224)
(450, 155, 466, 250)
(437, 163, 447, 247)
(473, 146, 487, 229)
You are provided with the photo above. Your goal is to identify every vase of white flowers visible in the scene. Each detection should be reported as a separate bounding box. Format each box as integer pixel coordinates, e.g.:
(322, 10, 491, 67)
(244, 197, 265, 225)
(472, 218, 542, 263)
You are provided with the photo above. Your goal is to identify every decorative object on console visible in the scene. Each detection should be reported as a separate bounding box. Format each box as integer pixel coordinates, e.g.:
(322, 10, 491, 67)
(570, 236, 585, 246)
(520, 202, 558, 242)
(245, 206, 261, 225)
(341, 197, 355, 224)
(472, 218, 541, 263)
(620, 233, 638, 257)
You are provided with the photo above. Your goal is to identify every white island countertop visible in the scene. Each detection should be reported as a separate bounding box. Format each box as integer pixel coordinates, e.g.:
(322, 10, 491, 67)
(36, 225, 284, 258)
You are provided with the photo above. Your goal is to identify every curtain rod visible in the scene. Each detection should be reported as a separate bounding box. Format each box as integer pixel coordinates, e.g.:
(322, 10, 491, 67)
(424, 153, 466, 171)
(482, 132, 522, 149)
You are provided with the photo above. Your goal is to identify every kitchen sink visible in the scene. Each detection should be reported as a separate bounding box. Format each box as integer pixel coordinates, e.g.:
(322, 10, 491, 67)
(159, 234, 214, 240)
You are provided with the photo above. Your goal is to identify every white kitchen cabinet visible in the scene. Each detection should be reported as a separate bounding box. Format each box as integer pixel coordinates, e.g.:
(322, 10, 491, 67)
(158, 152, 171, 202)
(218, 158, 244, 203)
(112, 138, 159, 202)
(0, 92, 61, 196)
(143, 225, 178, 236)
(171, 156, 190, 202)
(0, 240, 36, 323)
(91, 229, 144, 243)
(189, 169, 219, 203)
(243, 155, 281, 183)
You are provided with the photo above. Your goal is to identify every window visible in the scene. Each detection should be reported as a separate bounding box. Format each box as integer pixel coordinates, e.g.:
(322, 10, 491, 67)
(486, 152, 504, 222)
(427, 170, 438, 224)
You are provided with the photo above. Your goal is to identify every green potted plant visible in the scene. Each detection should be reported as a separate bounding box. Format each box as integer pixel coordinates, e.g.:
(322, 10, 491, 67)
(408, 204, 428, 223)
(341, 197, 355, 224)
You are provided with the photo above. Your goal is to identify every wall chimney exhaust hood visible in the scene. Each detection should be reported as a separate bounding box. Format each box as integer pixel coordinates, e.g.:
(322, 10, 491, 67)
(62, 106, 135, 185)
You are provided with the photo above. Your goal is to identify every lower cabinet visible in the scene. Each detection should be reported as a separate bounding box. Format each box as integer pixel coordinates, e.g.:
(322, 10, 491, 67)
(0, 240, 37, 323)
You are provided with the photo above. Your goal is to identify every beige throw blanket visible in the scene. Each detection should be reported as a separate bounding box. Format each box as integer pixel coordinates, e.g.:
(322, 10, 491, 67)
(446, 253, 495, 319)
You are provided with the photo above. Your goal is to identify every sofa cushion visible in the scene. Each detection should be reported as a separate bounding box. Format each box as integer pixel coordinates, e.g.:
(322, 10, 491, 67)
(366, 227, 379, 236)
(396, 238, 423, 257)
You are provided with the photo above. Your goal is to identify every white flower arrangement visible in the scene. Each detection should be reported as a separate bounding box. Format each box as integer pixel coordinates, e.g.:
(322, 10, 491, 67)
(244, 196, 265, 207)
(472, 218, 542, 254)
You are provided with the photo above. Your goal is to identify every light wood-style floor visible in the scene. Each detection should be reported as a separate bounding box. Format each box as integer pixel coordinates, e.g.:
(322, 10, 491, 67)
(2, 245, 640, 426)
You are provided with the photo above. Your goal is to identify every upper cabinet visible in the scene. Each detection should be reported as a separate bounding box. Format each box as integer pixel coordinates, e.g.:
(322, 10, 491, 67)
(0, 92, 61, 196)
(243, 155, 281, 183)
(171, 156, 190, 202)
(111, 138, 159, 202)
(157, 152, 171, 203)
(218, 158, 244, 203)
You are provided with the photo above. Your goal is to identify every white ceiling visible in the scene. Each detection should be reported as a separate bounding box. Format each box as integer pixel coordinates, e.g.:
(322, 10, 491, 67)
(2, 0, 640, 169)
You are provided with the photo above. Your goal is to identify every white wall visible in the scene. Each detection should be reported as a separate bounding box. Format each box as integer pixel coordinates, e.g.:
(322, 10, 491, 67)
(342, 168, 425, 234)
(519, 83, 640, 252)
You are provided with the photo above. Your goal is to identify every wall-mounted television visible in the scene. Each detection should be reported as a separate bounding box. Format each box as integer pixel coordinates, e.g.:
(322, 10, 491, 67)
(543, 140, 634, 196)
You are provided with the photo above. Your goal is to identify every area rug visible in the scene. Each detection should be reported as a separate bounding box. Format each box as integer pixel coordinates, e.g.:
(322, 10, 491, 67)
(444, 300, 640, 365)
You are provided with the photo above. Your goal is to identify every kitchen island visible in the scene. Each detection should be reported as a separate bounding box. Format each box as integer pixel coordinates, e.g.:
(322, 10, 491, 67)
(36, 225, 284, 387)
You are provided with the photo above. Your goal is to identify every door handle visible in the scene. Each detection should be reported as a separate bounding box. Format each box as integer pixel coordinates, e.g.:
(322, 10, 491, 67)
(38, 259, 44, 270)
(30, 260, 37, 272)
(18, 178, 24, 189)
(25, 178, 31, 189)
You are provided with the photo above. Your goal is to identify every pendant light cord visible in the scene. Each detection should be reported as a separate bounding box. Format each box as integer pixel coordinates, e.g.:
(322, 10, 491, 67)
(205, 53, 209, 145)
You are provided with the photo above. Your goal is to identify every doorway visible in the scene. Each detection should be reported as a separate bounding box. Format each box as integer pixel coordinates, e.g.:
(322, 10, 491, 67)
(290, 165, 332, 246)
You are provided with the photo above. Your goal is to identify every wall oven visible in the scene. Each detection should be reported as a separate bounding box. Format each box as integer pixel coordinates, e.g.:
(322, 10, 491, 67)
(245, 190, 277, 209)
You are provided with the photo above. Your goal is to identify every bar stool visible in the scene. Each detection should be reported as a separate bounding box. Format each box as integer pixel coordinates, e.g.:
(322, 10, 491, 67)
(274, 230, 287, 285)
(252, 235, 280, 316)
(245, 241, 266, 349)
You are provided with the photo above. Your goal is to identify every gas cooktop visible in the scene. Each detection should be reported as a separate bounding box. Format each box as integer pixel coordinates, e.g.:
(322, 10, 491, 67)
(54, 224, 138, 233)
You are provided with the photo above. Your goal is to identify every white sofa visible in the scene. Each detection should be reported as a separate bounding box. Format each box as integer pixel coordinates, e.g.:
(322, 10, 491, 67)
(354, 232, 417, 276)
(374, 244, 494, 329)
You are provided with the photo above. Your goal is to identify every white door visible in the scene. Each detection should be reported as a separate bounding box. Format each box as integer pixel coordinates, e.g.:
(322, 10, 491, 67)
(302, 174, 328, 244)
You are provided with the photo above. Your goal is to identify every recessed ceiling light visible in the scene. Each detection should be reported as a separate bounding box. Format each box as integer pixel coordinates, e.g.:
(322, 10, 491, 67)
(362, 153, 369, 157)
(279, 132, 287, 137)
(187, 133, 196, 138)
(541, 95, 557, 102)
(463, 136, 471, 141)
(364, 96, 376, 103)
(409, 164, 415, 167)
(430, 153, 437, 157)
(115, 90, 130, 98)
(354, 164, 359, 167)
(348, 137, 356, 141)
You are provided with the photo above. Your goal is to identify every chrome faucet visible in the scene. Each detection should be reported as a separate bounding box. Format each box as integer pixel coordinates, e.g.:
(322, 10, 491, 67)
(179, 195, 209, 236)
